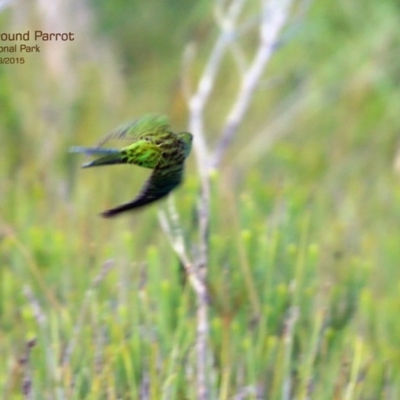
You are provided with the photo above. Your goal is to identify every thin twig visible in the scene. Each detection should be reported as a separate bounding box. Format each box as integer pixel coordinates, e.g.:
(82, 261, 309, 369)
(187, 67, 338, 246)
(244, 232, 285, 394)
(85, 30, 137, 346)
(182, 3, 250, 398)
(157, 204, 204, 296)
(162, 1, 297, 399)
(189, 0, 247, 176)
(213, 0, 293, 169)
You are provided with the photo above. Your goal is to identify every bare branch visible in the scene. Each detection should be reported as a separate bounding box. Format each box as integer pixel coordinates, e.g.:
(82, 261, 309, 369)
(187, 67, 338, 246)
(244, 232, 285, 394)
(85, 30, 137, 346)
(182, 4, 250, 398)
(158, 201, 209, 400)
(158, 198, 191, 266)
(189, 0, 247, 177)
(164, 1, 298, 399)
(212, 0, 294, 168)
(157, 203, 205, 296)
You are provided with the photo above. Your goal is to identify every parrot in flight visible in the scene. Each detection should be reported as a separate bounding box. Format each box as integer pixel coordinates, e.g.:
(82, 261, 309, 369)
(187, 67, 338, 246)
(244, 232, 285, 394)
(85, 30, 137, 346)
(70, 114, 192, 218)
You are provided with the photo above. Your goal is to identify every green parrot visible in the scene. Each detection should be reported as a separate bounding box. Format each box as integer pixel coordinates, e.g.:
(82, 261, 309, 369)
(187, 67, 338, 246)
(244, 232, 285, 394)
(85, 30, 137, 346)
(70, 114, 193, 218)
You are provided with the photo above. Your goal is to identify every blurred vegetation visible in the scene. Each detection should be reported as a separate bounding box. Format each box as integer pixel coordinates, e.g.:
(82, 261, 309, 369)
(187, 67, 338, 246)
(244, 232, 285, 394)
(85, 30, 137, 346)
(1, 0, 400, 398)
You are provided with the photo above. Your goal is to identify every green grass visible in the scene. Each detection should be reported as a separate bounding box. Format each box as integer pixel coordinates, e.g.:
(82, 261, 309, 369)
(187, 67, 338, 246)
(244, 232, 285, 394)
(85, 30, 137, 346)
(1, 0, 400, 398)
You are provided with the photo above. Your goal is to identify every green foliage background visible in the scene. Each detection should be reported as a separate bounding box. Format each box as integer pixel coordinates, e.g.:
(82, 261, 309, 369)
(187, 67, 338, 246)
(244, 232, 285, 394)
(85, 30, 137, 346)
(1, 0, 400, 398)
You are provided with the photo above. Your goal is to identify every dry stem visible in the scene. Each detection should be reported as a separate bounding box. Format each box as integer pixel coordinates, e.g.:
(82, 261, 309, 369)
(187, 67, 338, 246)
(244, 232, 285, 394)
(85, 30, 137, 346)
(160, 1, 296, 398)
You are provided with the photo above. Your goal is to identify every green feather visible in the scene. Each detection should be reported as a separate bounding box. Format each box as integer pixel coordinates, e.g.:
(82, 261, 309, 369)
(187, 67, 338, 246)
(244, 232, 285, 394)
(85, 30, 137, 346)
(71, 114, 193, 217)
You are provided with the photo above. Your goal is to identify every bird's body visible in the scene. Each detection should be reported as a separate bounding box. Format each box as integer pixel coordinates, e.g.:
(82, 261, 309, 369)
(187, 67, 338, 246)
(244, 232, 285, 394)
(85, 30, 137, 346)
(70, 114, 192, 218)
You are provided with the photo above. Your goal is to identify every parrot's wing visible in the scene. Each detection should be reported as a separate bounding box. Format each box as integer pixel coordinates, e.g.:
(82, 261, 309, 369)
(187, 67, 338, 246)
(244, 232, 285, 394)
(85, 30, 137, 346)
(120, 140, 162, 169)
(101, 166, 183, 218)
(95, 114, 171, 148)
